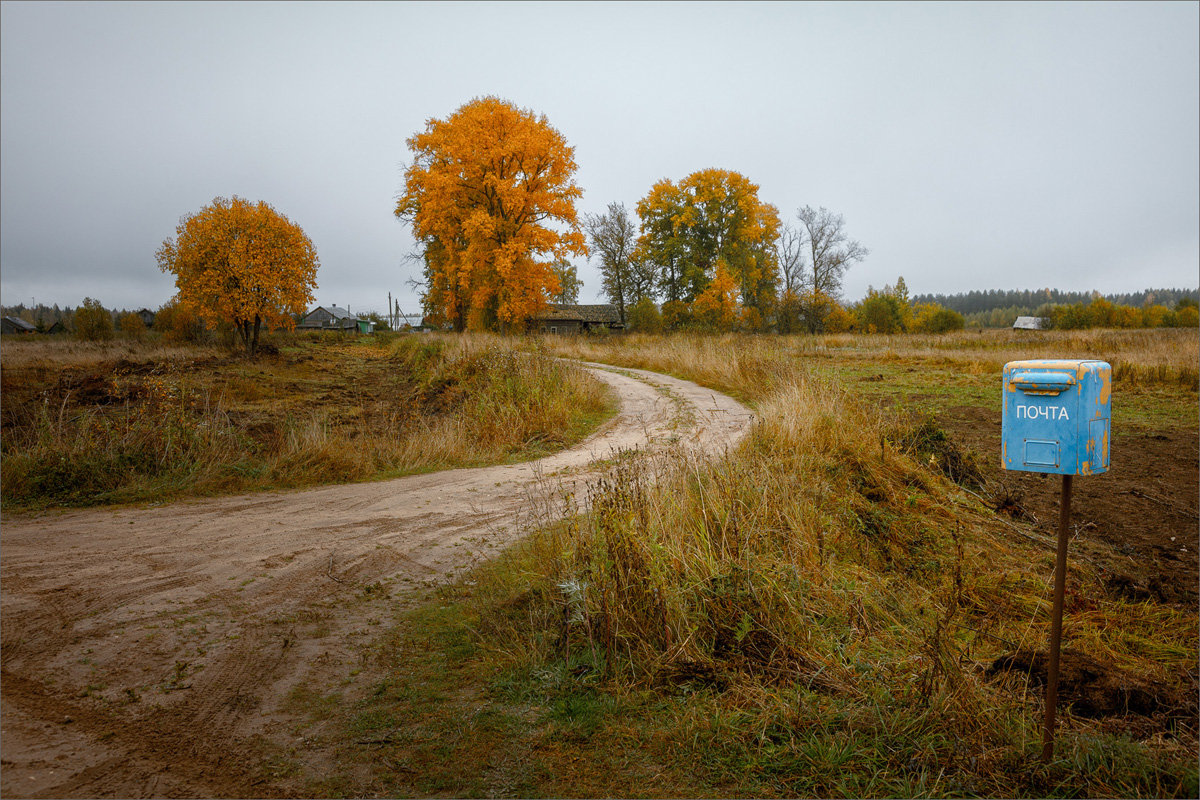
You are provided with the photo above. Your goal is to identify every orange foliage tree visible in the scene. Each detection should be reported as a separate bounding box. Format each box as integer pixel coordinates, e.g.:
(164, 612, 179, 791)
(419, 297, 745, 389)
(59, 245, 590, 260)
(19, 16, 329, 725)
(396, 97, 587, 332)
(156, 196, 318, 355)
(635, 169, 780, 320)
(692, 264, 741, 331)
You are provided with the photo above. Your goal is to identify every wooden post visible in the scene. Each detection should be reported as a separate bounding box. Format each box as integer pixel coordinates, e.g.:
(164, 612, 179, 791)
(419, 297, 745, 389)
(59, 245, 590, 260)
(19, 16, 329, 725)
(1041, 473, 1072, 763)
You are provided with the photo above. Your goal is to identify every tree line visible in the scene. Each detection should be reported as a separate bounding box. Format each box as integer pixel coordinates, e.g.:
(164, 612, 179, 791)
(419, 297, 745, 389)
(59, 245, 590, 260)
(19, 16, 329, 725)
(1, 300, 153, 338)
(913, 288, 1200, 316)
(398, 96, 875, 334)
(396, 96, 1197, 335)
(13, 96, 1195, 352)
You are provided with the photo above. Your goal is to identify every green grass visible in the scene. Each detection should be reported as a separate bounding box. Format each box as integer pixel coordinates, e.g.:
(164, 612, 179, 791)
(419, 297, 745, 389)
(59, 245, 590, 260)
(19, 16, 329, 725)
(811, 360, 1197, 430)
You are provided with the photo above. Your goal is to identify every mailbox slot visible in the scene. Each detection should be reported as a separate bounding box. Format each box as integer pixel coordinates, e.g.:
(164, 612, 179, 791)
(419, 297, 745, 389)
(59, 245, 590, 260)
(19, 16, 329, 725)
(1011, 370, 1076, 396)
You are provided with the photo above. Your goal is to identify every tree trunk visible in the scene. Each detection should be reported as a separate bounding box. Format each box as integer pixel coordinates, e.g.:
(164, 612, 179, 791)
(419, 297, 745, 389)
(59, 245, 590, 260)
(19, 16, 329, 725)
(250, 315, 261, 355)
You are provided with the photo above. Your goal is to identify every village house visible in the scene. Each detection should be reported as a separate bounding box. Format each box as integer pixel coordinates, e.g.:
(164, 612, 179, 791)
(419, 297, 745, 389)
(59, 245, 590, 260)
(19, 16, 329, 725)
(1013, 316, 1049, 330)
(1, 316, 37, 334)
(527, 304, 623, 334)
(297, 305, 375, 334)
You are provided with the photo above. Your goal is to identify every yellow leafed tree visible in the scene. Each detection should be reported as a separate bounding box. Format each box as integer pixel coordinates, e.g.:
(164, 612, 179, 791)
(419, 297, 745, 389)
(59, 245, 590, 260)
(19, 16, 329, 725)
(396, 97, 586, 332)
(635, 168, 780, 318)
(156, 196, 318, 355)
(692, 263, 741, 331)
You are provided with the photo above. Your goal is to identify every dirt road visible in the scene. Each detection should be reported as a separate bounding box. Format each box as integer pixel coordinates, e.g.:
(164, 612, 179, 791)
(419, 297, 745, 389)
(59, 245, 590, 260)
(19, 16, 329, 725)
(0, 362, 752, 798)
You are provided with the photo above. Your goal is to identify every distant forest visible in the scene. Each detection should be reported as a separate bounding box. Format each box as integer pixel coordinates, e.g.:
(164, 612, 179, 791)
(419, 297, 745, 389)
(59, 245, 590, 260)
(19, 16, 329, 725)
(912, 287, 1199, 315)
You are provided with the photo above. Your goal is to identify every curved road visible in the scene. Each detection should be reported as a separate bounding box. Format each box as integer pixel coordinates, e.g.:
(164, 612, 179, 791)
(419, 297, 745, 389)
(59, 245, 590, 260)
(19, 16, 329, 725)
(0, 361, 752, 798)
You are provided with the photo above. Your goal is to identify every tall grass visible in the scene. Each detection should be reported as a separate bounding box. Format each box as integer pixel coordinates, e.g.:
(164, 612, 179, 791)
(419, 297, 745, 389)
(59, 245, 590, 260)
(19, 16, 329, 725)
(0, 335, 616, 509)
(453, 335, 1197, 797)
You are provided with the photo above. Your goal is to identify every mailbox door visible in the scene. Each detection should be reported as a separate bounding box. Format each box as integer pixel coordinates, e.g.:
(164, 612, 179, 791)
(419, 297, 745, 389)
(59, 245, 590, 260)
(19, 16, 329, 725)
(1002, 360, 1110, 476)
(1003, 369, 1078, 474)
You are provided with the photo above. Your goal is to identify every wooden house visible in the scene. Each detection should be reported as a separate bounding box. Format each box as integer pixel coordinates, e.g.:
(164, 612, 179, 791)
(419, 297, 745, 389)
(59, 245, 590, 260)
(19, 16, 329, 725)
(1013, 316, 1049, 330)
(1, 316, 36, 334)
(298, 305, 361, 332)
(528, 304, 624, 334)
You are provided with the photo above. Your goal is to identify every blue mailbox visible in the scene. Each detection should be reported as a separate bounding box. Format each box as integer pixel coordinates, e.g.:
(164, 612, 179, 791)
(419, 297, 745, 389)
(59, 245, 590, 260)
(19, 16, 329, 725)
(1002, 359, 1111, 475)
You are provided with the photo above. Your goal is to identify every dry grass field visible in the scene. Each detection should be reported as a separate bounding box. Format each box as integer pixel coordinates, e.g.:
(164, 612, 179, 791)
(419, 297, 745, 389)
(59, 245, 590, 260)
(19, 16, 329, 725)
(0, 332, 616, 510)
(343, 328, 1195, 798)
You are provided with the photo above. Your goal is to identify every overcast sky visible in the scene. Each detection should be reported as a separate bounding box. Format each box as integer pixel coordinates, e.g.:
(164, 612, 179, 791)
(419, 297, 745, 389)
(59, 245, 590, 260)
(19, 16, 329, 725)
(2, 1, 1197, 315)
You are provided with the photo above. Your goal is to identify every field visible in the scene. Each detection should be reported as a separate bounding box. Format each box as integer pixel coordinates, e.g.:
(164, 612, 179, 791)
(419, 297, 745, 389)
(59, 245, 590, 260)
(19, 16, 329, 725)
(1, 327, 1196, 798)
(0, 332, 616, 510)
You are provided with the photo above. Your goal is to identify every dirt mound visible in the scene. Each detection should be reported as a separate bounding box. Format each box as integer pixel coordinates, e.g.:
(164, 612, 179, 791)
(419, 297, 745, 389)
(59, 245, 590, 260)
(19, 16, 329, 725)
(987, 648, 1196, 722)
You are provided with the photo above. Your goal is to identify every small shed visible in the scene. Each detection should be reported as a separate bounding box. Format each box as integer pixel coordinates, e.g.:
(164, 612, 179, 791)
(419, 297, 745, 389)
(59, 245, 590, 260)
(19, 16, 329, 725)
(1013, 316, 1049, 331)
(528, 304, 624, 334)
(298, 305, 361, 332)
(137, 308, 156, 328)
(1, 316, 36, 334)
(45, 320, 68, 334)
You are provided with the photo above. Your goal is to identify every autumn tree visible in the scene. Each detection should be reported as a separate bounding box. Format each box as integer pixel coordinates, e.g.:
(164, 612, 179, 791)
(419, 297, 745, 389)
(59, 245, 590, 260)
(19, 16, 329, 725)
(585, 201, 645, 325)
(156, 196, 318, 355)
(692, 264, 740, 332)
(396, 97, 586, 332)
(550, 260, 582, 304)
(635, 179, 692, 303)
(774, 222, 807, 332)
(74, 298, 113, 341)
(635, 169, 780, 320)
(118, 311, 146, 340)
(775, 222, 807, 295)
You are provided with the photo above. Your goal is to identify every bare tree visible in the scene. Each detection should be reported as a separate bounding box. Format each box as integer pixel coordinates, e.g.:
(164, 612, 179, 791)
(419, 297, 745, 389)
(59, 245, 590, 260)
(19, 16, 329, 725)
(775, 222, 807, 295)
(584, 201, 640, 325)
(795, 205, 869, 299)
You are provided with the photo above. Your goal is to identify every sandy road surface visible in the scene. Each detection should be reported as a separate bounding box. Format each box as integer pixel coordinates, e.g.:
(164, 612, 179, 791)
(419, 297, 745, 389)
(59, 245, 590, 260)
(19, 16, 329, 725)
(1, 362, 752, 798)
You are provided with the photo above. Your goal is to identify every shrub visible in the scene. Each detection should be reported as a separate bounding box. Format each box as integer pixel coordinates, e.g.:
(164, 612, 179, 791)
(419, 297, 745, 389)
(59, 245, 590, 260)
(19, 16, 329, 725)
(155, 299, 208, 344)
(626, 298, 662, 334)
(912, 303, 965, 334)
(74, 298, 113, 341)
(855, 289, 906, 333)
(118, 312, 147, 340)
(660, 299, 692, 331)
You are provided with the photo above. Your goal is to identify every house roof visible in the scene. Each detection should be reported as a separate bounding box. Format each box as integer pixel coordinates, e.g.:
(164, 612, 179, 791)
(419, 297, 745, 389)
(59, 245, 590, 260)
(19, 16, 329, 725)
(2, 316, 37, 332)
(306, 306, 356, 320)
(531, 304, 621, 324)
(1013, 316, 1048, 330)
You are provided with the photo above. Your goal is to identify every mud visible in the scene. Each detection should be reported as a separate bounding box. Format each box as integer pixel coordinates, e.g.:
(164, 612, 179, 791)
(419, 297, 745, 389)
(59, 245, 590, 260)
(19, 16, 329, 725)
(936, 404, 1199, 607)
(0, 363, 753, 798)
